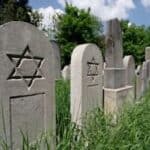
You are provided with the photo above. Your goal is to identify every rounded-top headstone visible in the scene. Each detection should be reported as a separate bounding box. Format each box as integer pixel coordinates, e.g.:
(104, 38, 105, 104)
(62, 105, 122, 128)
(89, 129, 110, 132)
(123, 55, 135, 86)
(71, 43, 103, 126)
(145, 47, 150, 61)
(0, 22, 55, 149)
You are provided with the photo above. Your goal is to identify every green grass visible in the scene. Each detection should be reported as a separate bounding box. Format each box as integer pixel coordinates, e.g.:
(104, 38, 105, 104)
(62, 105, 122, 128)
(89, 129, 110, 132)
(0, 80, 150, 149)
(56, 80, 150, 150)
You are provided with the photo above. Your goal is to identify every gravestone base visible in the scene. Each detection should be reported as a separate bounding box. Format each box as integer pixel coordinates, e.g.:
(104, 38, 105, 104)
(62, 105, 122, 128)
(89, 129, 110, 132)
(104, 68, 126, 89)
(104, 86, 134, 116)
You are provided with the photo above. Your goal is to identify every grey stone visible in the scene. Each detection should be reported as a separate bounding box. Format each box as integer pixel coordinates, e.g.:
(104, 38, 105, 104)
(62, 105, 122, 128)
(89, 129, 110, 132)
(71, 44, 103, 126)
(0, 22, 55, 150)
(104, 19, 134, 116)
(145, 47, 150, 61)
(62, 65, 70, 80)
(141, 61, 149, 94)
(104, 86, 134, 117)
(50, 40, 61, 80)
(146, 60, 150, 80)
(135, 65, 142, 99)
(104, 68, 126, 89)
(105, 18, 123, 68)
(123, 55, 135, 86)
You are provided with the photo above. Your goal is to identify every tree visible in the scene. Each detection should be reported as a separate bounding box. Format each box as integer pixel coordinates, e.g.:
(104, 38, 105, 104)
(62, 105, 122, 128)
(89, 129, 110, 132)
(121, 20, 148, 65)
(0, 0, 41, 27)
(54, 3, 103, 67)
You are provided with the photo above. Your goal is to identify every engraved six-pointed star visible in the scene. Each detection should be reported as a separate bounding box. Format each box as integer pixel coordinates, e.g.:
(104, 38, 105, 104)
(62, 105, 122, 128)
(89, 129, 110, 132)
(7, 45, 44, 87)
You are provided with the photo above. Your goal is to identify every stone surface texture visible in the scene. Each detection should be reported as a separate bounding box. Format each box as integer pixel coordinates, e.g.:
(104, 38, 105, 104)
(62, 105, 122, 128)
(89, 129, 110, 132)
(135, 65, 143, 99)
(62, 65, 70, 80)
(145, 47, 150, 61)
(0, 22, 55, 150)
(50, 40, 61, 80)
(105, 19, 123, 68)
(71, 44, 103, 126)
(104, 19, 134, 115)
(123, 55, 135, 86)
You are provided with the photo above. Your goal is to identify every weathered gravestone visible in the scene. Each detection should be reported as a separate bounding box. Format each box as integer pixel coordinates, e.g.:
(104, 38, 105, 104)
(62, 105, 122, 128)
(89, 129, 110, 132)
(135, 65, 142, 99)
(104, 19, 134, 116)
(62, 65, 70, 80)
(145, 47, 150, 81)
(145, 47, 150, 61)
(141, 62, 149, 94)
(0, 22, 55, 149)
(50, 40, 61, 80)
(71, 44, 103, 126)
(123, 55, 135, 86)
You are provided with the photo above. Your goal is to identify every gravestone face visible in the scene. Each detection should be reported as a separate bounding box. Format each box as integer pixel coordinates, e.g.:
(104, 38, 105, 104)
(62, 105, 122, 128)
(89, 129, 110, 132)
(71, 44, 103, 126)
(0, 22, 55, 149)
(145, 47, 150, 61)
(141, 61, 149, 94)
(123, 55, 135, 86)
(135, 65, 142, 99)
(105, 19, 123, 68)
(50, 40, 61, 80)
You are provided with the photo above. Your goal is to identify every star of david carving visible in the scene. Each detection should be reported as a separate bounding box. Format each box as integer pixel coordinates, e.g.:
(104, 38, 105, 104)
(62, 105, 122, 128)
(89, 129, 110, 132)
(7, 45, 44, 88)
(87, 57, 99, 76)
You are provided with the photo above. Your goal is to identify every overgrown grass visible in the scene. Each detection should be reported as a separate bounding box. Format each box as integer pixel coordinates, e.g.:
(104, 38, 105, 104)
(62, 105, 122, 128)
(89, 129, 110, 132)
(56, 79, 70, 144)
(0, 80, 150, 149)
(56, 80, 150, 149)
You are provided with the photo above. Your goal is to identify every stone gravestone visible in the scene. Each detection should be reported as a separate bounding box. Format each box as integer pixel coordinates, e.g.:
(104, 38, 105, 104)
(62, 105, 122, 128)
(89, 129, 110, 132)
(123, 55, 135, 86)
(104, 19, 134, 116)
(135, 65, 142, 99)
(62, 65, 70, 80)
(71, 44, 103, 126)
(0, 22, 55, 149)
(145, 47, 150, 81)
(145, 47, 150, 61)
(141, 62, 149, 94)
(50, 40, 61, 80)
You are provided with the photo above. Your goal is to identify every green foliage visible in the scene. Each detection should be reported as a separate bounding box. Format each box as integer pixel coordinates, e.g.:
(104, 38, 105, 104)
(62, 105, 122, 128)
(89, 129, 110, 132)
(54, 3, 103, 67)
(121, 20, 150, 65)
(0, 0, 42, 26)
(58, 91, 150, 149)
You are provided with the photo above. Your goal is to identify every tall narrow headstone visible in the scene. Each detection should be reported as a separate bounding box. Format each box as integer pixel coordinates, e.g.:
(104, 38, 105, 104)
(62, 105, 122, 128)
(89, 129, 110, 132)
(50, 40, 61, 80)
(123, 55, 135, 86)
(0, 22, 55, 149)
(71, 44, 103, 126)
(145, 47, 150, 61)
(105, 18, 123, 68)
(141, 62, 149, 94)
(145, 47, 150, 81)
(135, 65, 142, 99)
(104, 19, 134, 116)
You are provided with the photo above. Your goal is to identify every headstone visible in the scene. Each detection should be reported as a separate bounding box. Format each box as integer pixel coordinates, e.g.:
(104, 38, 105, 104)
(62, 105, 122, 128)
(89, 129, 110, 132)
(104, 19, 125, 89)
(135, 65, 142, 99)
(123, 55, 135, 86)
(145, 47, 150, 82)
(104, 19, 134, 116)
(141, 62, 149, 94)
(145, 47, 150, 61)
(62, 65, 70, 80)
(50, 40, 61, 80)
(71, 44, 103, 126)
(105, 18, 123, 68)
(0, 22, 55, 149)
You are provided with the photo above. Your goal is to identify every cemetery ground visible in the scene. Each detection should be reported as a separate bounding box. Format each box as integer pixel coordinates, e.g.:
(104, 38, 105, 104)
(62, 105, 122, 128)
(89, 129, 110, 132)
(0, 80, 149, 150)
